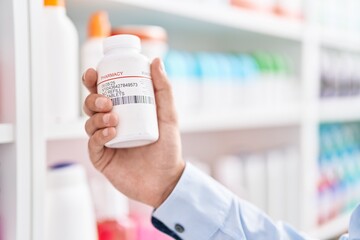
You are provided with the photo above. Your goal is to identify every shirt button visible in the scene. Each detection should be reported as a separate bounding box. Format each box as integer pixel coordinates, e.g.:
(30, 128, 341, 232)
(175, 223, 185, 233)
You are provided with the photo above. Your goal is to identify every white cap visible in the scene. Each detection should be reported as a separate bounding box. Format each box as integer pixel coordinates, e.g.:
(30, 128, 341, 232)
(103, 34, 141, 54)
(47, 163, 87, 190)
(90, 175, 129, 220)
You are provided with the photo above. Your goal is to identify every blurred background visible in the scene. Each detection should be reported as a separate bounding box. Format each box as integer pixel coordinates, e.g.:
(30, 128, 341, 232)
(1, 0, 360, 239)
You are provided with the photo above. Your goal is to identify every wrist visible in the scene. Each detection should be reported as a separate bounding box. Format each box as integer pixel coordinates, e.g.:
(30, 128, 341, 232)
(154, 161, 185, 208)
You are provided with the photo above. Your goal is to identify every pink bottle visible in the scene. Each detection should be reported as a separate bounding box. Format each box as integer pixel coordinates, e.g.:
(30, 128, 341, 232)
(91, 176, 136, 240)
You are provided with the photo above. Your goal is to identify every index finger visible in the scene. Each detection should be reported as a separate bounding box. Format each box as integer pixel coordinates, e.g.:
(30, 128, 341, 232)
(82, 68, 98, 94)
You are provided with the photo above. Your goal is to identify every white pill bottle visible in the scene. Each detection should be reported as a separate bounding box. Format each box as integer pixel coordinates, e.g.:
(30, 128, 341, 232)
(97, 34, 159, 148)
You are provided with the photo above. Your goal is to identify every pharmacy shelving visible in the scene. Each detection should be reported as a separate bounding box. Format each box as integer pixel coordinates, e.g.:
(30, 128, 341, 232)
(69, 0, 304, 42)
(320, 28, 360, 53)
(0, 124, 14, 144)
(310, 212, 352, 240)
(2, 0, 360, 240)
(180, 105, 301, 133)
(46, 105, 301, 139)
(319, 97, 360, 123)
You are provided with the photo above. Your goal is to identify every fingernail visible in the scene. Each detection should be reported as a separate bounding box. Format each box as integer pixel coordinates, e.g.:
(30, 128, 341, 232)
(103, 114, 110, 125)
(95, 97, 107, 109)
(159, 60, 166, 74)
(102, 128, 109, 137)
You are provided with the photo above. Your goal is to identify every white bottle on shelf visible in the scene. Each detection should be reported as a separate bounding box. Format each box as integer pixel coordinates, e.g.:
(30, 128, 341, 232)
(284, 147, 300, 227)
(266, 149, 286, 221)
(43, 0, 79, 124)
(45, 163, 97, 240)
(81, 11, 111, 115)
(90, 175, 136, 240)
(243, 154, 267, 211)
(214, 155, 246, 198)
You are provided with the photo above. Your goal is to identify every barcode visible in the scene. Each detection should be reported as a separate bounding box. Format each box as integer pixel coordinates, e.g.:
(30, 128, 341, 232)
(111, 95, 155, 106)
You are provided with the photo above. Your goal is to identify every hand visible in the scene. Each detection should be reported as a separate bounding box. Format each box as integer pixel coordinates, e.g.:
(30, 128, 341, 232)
(82, 58, 185, 208)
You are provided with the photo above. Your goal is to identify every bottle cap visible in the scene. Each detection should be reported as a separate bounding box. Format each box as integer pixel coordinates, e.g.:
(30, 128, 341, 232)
(44, 0, 64, 6)
(103, 34, 141, 54)
(88, 11, 111, 38)
(111, 25, 167, 42)
(47, 162, 87, 189)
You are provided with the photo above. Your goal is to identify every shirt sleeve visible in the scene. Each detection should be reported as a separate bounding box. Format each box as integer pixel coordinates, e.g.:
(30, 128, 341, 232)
(151, 162, 311, 240)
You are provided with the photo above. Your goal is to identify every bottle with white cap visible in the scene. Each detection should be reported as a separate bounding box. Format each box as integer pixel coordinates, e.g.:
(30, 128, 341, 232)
(43, 0, 79, 124)
(97, 34, 159, 148)
(91, 175, 136, 240)
(45, 162, 97, 240)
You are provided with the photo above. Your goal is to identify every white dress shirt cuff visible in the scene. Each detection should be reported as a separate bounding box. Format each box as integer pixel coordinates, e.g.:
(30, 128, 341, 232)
(152, 162, 233, 240)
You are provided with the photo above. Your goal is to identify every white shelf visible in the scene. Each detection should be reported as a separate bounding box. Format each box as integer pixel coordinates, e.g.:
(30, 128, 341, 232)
(70, 0, 304, 41)
(179, 104, 301, 132)
(319, 97, 360, 122)
(310, 212, 351, 240)
(320, 28, 360, 53)
(46, 105, 301, 139)
(0, 124, 14, 144)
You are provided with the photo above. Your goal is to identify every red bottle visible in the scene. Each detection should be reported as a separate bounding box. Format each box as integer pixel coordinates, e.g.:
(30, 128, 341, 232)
(97, 218, 136, 240)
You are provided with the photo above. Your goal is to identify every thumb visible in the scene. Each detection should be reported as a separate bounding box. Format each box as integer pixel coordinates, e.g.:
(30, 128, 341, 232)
(151, 58, 178, 125)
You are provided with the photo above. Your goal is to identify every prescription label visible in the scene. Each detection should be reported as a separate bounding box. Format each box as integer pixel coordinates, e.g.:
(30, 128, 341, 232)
(98, 74, 155, 106)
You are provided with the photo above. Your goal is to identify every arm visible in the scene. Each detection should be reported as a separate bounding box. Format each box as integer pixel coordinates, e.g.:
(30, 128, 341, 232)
(82, 58, 357, 240)
(152, 162, 310, 240)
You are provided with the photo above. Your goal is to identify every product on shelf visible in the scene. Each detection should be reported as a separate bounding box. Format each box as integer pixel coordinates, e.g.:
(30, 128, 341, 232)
(231, 0, 303, 19)
(81, 11, 111, 115)
(284, 147, 300, 226)
(45, 162, 98, 240)
(231, 0, 276, 12)
(111, 25, 168, 60)
(214, 155, 246, 197)
(97, 34, 159, 148)
(274, 0, 303, 19)
(267, 150, 286, 221)
(318, 122, 360, 225)
(320, 50, 360, 98)
(164, 50, 201, 116)
(90, 175, 136, 240)
(164, 50, 299, 117)
(43, 0, 79, 123)
(244, 154, 268, 210)
(213, 146, 300, 226)
(187, 157, 212, 175)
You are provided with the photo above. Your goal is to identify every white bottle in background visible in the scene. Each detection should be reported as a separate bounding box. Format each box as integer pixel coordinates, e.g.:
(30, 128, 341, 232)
(186, 157, 212, 175)
(243, 154, 267, 211)
(97, 34, 159, 148)
(81, 11, 111, 115)
(45, 163, 97, 240)
(266, 150, 286, 222)
(90, 175, 136, 240)
(214, 155, 246, 198)
(43, 0, 79, 123)
(284, 147, 300, 226)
